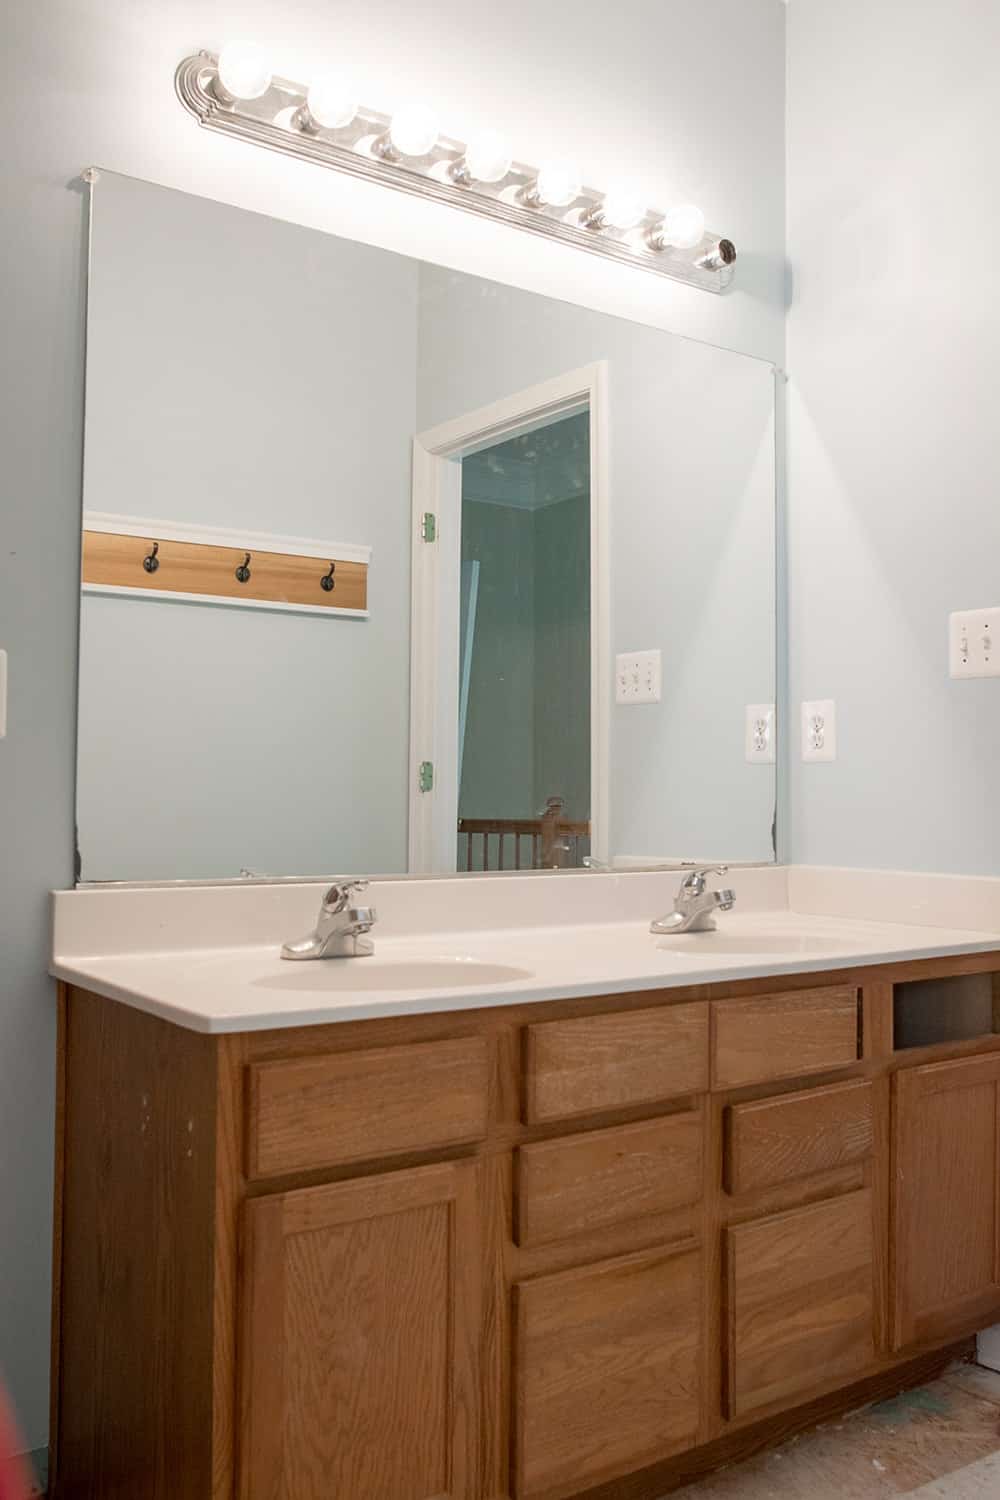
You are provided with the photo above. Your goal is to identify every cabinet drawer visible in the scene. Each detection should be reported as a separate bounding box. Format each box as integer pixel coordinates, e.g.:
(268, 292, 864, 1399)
(522, 1003, 709, 1124)
(712, 987, 859, 1091)
(513, 1241, 702, 1499)
(515, 1112, 703, 1247)
(724, 1079, 874, 1195)
(725, 1189, 874, 1419)
(245, 1036, 489, 1179)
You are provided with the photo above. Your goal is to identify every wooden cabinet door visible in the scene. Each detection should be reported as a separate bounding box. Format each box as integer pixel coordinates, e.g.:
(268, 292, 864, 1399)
(513, 1241, 702, 1500)
(893, 1053, 1000, 1350)
(726, 1190, 874, 1418)
(239, 1161, 480, 1500)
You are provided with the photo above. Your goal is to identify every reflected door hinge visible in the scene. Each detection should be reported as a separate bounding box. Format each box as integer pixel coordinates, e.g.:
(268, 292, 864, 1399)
(418, 760, 434, 792)
(421, 512, 437, 543)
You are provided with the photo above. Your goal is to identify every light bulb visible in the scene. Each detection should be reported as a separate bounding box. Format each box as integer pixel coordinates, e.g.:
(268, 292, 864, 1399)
(306, 76, 359, 130)
(389, 104, 440, 157)
(216, 42, 272, 101)
(600, 187, 646, 230)
(463, 130, 512, 184)
(534, 160, 583, 208)
(662, 203, 706, 250)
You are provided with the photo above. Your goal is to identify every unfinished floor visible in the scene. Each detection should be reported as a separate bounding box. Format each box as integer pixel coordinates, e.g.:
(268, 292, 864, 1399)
(671, 1363, 1000, 1499)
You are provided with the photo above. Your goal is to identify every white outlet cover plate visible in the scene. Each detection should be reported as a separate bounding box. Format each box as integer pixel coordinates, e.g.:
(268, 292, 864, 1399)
(949, 607, 1000, 678)
(801, 698, 836, 762)
(615, 650, 662, 704)
(745, 703, 775, 763)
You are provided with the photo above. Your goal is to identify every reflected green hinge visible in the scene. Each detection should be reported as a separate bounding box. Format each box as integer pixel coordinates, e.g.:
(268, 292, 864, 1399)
(418, 761, 434, 792)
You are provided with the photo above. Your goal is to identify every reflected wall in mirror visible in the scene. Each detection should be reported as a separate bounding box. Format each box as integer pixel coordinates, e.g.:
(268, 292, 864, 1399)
(76, 170, 776, 882)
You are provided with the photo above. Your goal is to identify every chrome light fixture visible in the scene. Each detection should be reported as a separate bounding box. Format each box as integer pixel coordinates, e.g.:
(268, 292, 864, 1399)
(176, 50, 737, 294)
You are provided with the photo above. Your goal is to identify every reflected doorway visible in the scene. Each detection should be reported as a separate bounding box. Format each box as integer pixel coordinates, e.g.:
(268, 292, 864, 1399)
(409, 363, 609, 876)
(457, 412, 591, 871)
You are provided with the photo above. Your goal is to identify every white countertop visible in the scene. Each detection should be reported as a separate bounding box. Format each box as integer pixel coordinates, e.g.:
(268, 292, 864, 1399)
(50, 906, 1000, 1034)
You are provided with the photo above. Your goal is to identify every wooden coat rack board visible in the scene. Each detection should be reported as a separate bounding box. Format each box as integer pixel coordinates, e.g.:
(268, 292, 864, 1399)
(81, 513, 370, 617)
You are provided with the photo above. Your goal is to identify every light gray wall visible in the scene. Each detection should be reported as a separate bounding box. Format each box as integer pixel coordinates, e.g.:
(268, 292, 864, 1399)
(786, 0, 1000, 873)
(78, 175, 416, 879)
(1, 0, 785, 1447)
(416, 266, 777, 863)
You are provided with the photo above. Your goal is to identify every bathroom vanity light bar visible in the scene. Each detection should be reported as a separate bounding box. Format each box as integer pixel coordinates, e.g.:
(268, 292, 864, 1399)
(175, 48, 737, 294)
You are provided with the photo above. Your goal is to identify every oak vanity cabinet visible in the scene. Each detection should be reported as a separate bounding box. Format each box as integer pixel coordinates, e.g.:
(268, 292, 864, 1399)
(55, 962, 1000, 1500)
(892, 1052, 1000, 1351)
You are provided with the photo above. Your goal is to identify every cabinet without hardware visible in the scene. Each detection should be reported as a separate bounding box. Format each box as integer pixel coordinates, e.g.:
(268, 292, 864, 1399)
(893, 1051, 1000, 1351)
(52, 956, 1000, 1500)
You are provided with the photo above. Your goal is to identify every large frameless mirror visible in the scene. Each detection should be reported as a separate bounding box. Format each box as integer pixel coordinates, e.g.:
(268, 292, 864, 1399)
(75, 170, 777, 883)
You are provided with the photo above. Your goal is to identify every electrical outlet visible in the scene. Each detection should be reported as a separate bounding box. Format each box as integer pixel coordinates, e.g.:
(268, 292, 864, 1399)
(801, 699, 836, 762)
(615, 650, 661, 704)
(745, 703, 775, 763)
(949, 607, 1000, 678)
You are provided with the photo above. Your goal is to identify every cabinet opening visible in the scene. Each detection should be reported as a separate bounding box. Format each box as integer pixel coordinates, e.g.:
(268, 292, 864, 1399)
(893, 973, 1000, 1051)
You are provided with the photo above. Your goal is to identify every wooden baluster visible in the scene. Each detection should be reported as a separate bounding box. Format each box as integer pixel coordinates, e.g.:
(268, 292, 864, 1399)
(498, 832, 505, 871)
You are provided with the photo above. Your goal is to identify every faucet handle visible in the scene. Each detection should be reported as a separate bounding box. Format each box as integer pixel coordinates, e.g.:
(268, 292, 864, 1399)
(323, 878, 369, 911)
(679, 865, 729, 895)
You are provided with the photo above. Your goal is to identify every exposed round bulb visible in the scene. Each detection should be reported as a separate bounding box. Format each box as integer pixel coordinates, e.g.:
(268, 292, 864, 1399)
(662, 202, 706, 249)
(389, 104, 440, 157)
(306, 76, 359, 130)
(217, 42, 272, 101)
(600, 187, 646, 230)
(535, 160, 583, 208)
(463, 129, 512, 184)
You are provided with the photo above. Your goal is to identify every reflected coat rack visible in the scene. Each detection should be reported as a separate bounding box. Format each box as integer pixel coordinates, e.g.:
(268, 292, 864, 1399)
(81, 513, 370, 617)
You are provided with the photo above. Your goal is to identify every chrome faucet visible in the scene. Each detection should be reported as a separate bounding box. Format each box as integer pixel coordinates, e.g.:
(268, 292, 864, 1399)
(281, 880, 377, 960)
(650, 867, 736, 935)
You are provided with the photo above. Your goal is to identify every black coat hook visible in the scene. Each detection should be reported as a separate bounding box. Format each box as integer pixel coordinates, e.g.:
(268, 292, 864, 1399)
(143, 541, 160, 574)
(235, 552, 252, 584)
(320, 561, 336, 592)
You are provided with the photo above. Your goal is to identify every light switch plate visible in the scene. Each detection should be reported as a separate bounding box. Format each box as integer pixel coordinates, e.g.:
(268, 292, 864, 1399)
(616, 650, 661, 704)
(801, 699, 836, 762)
(949, 607, 1000, 678)
(745, 703, 775, 763)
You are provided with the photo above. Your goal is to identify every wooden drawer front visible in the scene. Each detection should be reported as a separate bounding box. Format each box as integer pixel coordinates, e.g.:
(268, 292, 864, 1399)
(712, 987, 859, 1091)
(522, 1002, 709, 1124)
(246, 1036, 489, 1179)
(515, 1112, 703, 1247)
(724, 1080, 874, 1196)
(513, 1241, 702, 1499)
(726, 1189, 874, 1419)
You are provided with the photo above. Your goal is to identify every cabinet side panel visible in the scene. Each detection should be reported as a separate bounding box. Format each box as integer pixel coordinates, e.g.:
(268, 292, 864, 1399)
(56, 989, 218, 1500)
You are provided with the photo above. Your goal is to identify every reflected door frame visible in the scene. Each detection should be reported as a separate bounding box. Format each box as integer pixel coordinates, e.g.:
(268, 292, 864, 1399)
(409, 362, 610, 874)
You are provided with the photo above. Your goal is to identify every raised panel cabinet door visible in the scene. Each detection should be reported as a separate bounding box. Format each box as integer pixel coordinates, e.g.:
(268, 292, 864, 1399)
(893, 1053, 1000, 1351)
(238, 1161, 481, 1500)
(726, 1190, 874, 1419)
(513, 1241, 702, 1500)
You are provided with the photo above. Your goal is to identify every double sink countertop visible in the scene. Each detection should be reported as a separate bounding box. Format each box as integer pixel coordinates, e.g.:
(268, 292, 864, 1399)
(50, 865, 1000, 1034)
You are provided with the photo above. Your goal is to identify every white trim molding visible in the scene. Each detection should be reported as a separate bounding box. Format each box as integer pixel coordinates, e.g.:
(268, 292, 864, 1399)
(83, 511, 371, 565)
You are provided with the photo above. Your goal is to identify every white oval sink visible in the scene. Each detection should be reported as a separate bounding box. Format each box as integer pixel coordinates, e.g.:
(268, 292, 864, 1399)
(260, 957, 533, 992)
